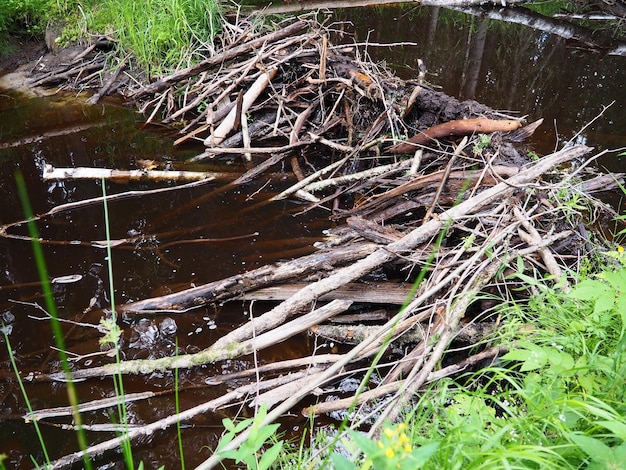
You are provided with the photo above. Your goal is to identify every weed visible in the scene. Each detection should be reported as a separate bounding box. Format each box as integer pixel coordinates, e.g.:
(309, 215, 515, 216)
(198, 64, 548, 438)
(214, 404, 284, 470)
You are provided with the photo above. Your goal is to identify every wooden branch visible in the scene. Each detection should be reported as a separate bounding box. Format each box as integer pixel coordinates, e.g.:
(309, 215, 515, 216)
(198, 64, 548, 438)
(119, 241, 378, 313)
(204, 68, 278, 146)
(302, 345, 509, 417)
(42, 165, 232, 183)
(310, 321, 497, 346)
(48, 300, 352, 382)
(241, 281, 412, 304)
(389, 118, 522, 154)
(130, 20, 308, 101)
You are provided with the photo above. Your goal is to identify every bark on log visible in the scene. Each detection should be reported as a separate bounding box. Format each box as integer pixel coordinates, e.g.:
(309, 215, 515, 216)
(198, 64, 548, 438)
(389, 118, 522, 154)
(120, 241, 378, 313)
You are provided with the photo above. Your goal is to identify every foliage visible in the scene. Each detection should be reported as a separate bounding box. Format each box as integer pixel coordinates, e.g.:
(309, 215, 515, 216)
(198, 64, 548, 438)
(331, 424, 439, 470)
(0, 0, 80, 35)
(86, 0, 222, 76)
(215, 404, 284, 470)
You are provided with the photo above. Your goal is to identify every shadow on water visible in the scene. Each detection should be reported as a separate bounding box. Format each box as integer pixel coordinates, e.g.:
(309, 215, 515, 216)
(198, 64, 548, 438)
(2, 2, 626, 467)
(0, 90, 325, 467)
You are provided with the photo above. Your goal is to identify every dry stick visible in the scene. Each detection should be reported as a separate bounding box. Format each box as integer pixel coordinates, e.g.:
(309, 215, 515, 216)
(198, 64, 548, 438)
(304, 345, 508, 416)
(378, 256, 503, 427)
(205, 68, 278, 146)
(302, 158, 411, 193)
(164, 54, 258, 124)
(130, 20, 309, 101)
(42, 166, 229, 183)
(422, 136, 467, 224)
(514, 205, 569, 288)
(44, 372, 311, 469)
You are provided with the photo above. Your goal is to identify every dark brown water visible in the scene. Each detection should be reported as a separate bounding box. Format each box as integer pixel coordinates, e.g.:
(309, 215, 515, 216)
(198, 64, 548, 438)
(2, 3, 626, 468)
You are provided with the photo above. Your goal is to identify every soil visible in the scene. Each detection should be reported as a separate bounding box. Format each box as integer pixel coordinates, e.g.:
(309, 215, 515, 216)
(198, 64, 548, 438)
(0, 34, 84, 92)
(0, 36, 47, 74)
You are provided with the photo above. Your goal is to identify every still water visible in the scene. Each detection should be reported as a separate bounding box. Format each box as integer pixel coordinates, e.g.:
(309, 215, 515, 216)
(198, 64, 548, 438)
(1, 3, 625, 468)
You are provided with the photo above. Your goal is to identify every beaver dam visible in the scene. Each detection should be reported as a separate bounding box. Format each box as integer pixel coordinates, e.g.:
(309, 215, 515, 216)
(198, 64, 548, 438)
(2, 13, 624, 468)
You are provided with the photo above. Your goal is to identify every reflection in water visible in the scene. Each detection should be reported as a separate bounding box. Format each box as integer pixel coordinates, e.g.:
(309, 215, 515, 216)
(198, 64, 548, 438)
(331, 5, 626, 165)
(0, 89, 324, 467)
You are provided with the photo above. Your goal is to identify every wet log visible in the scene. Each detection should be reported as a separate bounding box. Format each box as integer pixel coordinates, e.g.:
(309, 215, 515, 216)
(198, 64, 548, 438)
(388, 118, 522, 154)
(241, 281, 412, 304)
(119, 241, 378, 313)
(310, 321, 497, 346)
(42, 164, 233, 183)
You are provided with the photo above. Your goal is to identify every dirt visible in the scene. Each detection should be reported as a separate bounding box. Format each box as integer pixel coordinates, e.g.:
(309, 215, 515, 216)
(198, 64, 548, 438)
(0, 35, 47, 74)
(0, 35, 85, 93)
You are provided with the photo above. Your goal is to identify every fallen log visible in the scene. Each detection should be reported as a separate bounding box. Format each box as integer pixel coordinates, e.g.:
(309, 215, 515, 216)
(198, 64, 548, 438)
(388, 118, 522, 154)
(241, 281, 412, 304)
(42, 164, 233, 183)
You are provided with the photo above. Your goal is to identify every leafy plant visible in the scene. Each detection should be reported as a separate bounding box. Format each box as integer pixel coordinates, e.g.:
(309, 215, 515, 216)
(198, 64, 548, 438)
(215, 404, 284, 470)
(331, 423, 439, 470)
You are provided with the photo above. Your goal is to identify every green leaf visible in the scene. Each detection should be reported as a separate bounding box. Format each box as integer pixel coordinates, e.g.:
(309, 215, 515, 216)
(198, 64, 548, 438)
(257, 441, 283, 470)
(502, 344, 548, 371)
(222, 418, 236, 432)
(593, 294, 615, 315)
(570, 280, 610, 301)
(331, 453, 357, 470)
(567, 433, 613, 461)
(597, 420, 626, 441)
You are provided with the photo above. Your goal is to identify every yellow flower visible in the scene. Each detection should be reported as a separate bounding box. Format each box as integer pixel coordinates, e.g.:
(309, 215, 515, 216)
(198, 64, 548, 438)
(404, 444, 412, 452)
(384, 427, 394, 438)
(385, 448, 394, 459)
(399, 433, 409, 444)
(618, 245, 625, 253)
(377, 440, 384, 449)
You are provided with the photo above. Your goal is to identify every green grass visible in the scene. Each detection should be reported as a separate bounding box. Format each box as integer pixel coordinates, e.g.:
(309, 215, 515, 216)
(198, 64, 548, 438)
(87, 0, 222, 77)
(0, 0, 222, 75)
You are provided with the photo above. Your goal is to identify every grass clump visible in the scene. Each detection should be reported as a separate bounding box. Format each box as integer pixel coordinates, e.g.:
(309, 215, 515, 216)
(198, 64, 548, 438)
(87, 0, 222, 76)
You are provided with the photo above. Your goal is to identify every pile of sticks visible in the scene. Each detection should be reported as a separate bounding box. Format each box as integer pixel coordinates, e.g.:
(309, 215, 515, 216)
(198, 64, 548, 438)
(19, 14, 625, 469)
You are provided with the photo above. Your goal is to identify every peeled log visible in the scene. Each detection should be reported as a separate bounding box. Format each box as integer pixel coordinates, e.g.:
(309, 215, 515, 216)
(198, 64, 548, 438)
(389, 118, 522, 154)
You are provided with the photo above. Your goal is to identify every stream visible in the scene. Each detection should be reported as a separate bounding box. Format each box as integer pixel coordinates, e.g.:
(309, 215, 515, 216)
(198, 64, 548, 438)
(1, 3, 625, 468)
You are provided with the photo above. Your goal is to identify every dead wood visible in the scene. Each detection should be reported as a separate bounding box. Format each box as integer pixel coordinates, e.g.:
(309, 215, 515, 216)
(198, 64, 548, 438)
(119, 241, 378, 313)
(130, 20, 309, 101)
(310, 321, 497, 346)
(388, 118, 522, 154)
(241, 281, 411, 304)
(42, 165, 232, 183)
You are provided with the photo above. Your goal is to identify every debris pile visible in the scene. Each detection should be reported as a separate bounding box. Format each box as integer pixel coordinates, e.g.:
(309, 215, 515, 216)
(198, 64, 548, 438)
(18, 14, 624, 468)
